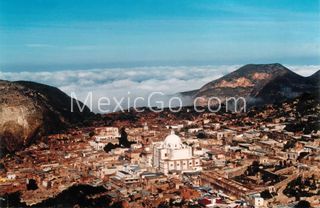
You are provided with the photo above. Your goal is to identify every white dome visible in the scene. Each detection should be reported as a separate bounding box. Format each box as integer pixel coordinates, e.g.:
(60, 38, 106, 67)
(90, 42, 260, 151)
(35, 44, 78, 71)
(163, 131, 183, 149)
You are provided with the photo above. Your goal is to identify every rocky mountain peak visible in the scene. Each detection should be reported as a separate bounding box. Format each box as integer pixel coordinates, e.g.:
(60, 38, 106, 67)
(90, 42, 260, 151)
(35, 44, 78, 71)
(181, 64, 319, 107)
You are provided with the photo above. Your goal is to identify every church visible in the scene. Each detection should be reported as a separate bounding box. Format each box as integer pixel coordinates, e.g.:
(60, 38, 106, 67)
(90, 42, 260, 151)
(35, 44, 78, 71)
(152, 131, 202, 174)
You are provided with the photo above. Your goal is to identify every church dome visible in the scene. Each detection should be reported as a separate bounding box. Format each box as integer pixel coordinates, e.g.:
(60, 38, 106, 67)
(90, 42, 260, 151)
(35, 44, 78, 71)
(163, 131, 183, 149)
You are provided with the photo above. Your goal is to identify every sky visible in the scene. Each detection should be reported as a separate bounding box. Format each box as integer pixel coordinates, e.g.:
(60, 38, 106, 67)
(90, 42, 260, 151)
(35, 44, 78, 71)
(0, 1, 319, 112)
(0, 0, 319, 71)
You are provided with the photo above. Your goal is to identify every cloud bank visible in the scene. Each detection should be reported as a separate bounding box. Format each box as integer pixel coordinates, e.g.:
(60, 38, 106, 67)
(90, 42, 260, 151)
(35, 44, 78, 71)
(0, 65, 318, 112)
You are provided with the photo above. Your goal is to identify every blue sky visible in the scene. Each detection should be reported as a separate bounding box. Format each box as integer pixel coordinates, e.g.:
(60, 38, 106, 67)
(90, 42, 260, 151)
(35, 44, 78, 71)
(0, 0, 319, 71)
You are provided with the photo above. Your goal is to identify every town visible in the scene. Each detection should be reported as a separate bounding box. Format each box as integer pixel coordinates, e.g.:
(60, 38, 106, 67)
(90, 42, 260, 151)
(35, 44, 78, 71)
(0, 95, 319, 208)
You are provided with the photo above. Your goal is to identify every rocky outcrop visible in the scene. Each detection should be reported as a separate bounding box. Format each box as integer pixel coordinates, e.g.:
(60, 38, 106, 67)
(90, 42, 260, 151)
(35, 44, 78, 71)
(214, 77, 254, 88)
(0, 80, 93, 153)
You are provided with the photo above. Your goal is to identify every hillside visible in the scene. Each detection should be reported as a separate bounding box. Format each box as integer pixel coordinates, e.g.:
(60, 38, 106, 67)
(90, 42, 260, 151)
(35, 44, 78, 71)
(0, 80, 94, 153)
(180, 64, 319, 106)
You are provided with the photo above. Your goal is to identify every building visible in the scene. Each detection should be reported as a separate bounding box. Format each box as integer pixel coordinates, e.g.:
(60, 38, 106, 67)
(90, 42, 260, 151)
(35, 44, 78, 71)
(89, 127, 121, 150)
(152, 131, 202, 174)
(94, 127, 120, 140)
(6, 172, 16, 180)
(113, 165, 142, 184)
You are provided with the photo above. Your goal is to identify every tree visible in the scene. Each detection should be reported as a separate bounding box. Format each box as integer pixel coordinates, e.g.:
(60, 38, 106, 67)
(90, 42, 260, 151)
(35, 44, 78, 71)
(26, 179, 38, 190)
(294, 200, 311, 208)
(89, 131, 95, 137)
(196, 131, 206, 139)
(158, 201, 169, 208)
(119, 127, 131, 148)
(260, 190, 272, 199)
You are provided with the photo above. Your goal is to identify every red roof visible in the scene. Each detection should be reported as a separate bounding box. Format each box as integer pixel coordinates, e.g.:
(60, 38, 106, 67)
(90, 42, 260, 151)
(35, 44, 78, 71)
(198, 198, 211, 206)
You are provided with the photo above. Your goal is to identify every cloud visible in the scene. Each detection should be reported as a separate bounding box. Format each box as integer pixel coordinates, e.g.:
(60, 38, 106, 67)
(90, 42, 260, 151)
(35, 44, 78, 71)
(288, 65, 320, 76)
(0, 64, 318, 112)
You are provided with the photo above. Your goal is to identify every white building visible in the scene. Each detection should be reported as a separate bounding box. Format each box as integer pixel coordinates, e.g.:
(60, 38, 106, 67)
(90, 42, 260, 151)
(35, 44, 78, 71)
(90, 127, 120, 150)
(153, 131, 202, 174)
(248, 194, 264, 207)
(94, 127, 120, 141)
(114, 165, 143, 184)
(6, 172, 16, 180)
(89, 141, 106, 151)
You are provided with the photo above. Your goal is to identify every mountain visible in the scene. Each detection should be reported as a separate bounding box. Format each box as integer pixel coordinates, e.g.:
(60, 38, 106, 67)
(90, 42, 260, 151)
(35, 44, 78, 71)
(307, 70, 320, 84)
(180, 63, 319, 107)
(0, 80, 94, 153)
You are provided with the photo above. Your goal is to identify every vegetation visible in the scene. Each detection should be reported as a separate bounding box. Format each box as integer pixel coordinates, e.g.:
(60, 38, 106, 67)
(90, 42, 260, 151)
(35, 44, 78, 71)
(284, 176, 318, 200)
